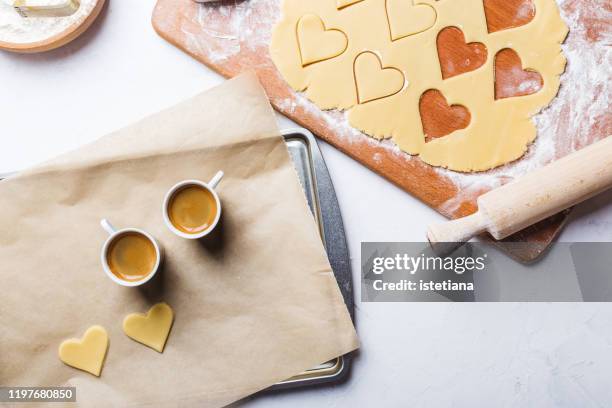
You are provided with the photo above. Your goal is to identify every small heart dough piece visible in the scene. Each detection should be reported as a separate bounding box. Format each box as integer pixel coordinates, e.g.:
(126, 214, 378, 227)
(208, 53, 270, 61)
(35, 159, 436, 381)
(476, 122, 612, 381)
(123, 302, 174, 353)
(59, 325, 109, 377)
(354, 52, 405, 104)
(387, 0, 437, 40)
(297, 14, 348, 66)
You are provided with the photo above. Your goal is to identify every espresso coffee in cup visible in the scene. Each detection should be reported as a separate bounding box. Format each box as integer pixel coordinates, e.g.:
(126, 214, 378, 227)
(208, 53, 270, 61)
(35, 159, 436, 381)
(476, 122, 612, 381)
(106, 232, 158, 282)
(163, 171, 224, 240)
(167, 184, 218, 235)
(100, 219, 162, 287)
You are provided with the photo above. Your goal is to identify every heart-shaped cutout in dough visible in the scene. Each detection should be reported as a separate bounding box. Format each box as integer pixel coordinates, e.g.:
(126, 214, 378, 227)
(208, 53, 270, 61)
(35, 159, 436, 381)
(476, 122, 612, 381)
(484, 0, 535, 33)
(123, 302, 174, 353)
(495, 48, 543, 99)
(354, 51, 405, 104)
(437, 27, 487, 79)
(297, 14, 348, 67)
(386, 0, 437, 41)
(58, 325, 109, 377)
(419, 89, 471, 141)
(337, 0, 364, 9)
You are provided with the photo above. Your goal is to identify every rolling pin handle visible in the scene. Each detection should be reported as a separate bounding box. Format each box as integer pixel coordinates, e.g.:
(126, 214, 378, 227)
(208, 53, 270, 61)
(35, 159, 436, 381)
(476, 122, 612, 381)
(427, 212, 487, 255)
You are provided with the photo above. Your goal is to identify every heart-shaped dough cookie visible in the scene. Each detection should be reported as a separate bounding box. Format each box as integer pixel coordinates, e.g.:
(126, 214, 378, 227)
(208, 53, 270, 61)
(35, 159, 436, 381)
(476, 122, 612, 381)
(58, 325, 109, 377)
(386, 0, 437, 41)
(437, 27, 487, 79)
(495, 48, 543, 99)
(354, 51, 405, 104)
(337, 0, 364, 9)
(297, 14, 348, 67)
(123, 302, 174, 353)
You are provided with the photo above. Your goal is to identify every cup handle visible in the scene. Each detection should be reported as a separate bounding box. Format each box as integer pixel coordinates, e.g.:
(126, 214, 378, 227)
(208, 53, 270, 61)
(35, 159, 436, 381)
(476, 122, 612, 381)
(208, 170, 224, 190)
(100, 219, 117, 236)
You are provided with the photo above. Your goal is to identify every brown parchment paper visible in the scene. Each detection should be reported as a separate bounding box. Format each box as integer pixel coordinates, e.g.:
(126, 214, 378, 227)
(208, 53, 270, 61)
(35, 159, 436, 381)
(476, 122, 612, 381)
(0, 73, 359, 407)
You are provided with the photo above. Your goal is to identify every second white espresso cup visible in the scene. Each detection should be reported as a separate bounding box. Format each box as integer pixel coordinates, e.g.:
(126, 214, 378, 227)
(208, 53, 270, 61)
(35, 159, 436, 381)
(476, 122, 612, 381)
(162, 170, 224, 240)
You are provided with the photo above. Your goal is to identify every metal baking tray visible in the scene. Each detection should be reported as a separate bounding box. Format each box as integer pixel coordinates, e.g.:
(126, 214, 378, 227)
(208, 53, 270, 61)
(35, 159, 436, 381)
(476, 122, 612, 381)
(269, 128, 354, 390)
(0, 127, 354, 390)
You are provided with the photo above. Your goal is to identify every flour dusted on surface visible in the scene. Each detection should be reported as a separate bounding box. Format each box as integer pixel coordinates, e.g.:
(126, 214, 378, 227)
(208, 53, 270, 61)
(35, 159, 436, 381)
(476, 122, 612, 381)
(179, 0, 609, 212)
(435, 0, 611, 213)
(181, 0, 279, 64)
(0, 0, 96, 44)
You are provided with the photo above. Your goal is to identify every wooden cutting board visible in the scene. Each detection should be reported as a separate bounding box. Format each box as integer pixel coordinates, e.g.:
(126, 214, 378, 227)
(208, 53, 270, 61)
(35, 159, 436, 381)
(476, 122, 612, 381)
(152, 0, 609, 262)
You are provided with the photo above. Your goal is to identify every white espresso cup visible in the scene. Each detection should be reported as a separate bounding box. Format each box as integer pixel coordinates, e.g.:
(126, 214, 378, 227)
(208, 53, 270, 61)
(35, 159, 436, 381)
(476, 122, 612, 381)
(163, 170, 224, 240)
(100, 219, 163, 287)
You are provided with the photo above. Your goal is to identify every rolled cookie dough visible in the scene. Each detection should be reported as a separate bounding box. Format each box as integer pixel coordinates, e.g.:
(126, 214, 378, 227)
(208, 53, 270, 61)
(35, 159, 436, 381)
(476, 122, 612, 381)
(270, 0, 568, 172)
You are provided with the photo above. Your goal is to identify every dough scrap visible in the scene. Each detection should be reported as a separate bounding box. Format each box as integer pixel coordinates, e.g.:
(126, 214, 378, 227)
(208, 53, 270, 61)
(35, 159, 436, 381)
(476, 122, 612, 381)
(270, 0, 568, 172)
(58, 325, 109, 377)
(123, 302, 174, 353)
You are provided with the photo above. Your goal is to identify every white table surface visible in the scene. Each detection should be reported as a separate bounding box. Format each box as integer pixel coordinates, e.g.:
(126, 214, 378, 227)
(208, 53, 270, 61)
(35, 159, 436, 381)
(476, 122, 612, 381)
(2, 1, 612, 406)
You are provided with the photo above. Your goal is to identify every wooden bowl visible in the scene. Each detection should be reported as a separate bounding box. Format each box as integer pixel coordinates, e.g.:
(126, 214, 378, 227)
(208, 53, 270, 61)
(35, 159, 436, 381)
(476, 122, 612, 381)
(0, 0, 106, 53)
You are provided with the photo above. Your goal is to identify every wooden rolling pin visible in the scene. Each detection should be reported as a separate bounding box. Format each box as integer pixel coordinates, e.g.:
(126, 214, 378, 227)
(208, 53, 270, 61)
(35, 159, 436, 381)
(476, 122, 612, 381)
(427, 137, 612, 249)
